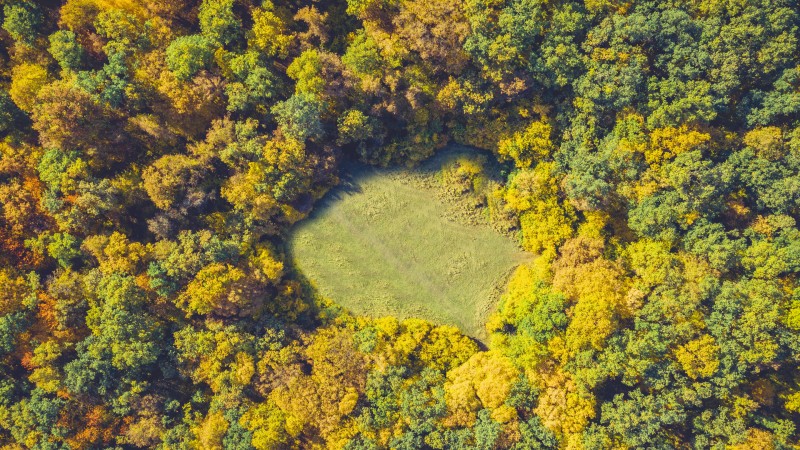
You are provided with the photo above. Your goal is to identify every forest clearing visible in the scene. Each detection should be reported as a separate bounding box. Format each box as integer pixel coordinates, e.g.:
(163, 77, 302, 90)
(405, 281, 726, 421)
(291, 147, 529, 339)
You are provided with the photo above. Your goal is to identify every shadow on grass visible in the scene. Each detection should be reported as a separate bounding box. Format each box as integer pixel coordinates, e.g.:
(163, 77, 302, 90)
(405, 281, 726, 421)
(306, 144, 511, 222)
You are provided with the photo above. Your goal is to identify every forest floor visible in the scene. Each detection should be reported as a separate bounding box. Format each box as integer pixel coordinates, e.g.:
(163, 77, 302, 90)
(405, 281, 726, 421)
(289, 146, 530, 340)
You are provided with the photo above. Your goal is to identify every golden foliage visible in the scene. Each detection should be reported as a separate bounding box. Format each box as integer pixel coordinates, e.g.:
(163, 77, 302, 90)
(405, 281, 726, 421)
(744, 126, 785, 160)
(552, 237, 627, 355)
(240, 401, 289, 450)
(0, 269, 28, 315)
(192, 411, 228, 450)
(445, 351, 519, 426)
(674, 335, 720, 380)
(646, 125, 711, 168)
(82, 232, 147, 275)
(497, 121, 554, 168)
(534, 367, 595, 439)
(250, 2, 292, 58)
(9, 64, 49, 113)
(179, 263, 248, 316)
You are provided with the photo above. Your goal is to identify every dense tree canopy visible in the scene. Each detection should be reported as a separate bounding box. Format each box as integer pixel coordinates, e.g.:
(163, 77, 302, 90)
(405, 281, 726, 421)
(0, 0, 799, 448)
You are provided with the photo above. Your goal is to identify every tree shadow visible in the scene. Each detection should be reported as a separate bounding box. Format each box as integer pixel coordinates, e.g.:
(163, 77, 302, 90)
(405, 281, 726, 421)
(297, 162, 371, 224)
(300, 144, 509, 225)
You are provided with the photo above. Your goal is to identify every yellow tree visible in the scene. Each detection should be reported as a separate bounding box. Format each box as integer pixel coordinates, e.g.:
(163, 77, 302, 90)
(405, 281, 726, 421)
(9, 63, 50, 113)
(533, 367, 596, 448)
(551, 237, 627, 356)
(674, 334, 720, 380)
(82, 232, 147, 275)
(240, 400, 290, 450)
(178, 263, 251, 316)
(502, 162, 576, 256)
(497, 121, 555, 169)
(266, 327, 366, 445)
(444, 351, 519, 426)
(249, 1, 292, 58)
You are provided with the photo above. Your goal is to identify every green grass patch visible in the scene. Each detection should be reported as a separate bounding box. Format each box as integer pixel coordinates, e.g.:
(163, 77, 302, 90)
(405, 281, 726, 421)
(289, 146, 530, 339)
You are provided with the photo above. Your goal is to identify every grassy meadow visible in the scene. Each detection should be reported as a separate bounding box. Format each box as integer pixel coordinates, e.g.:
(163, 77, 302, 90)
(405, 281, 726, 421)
(289, 146, 530, 339)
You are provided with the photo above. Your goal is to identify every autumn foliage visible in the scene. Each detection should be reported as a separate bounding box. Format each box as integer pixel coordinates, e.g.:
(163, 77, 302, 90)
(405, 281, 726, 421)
(0, 0, 799, 448)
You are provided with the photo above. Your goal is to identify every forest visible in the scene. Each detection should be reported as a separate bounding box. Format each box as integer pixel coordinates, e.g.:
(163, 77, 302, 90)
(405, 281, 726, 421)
(0, 0, 799, 448)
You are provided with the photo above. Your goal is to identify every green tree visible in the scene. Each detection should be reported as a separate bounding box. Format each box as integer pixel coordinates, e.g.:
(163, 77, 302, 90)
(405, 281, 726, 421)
(166, 35, 215, 81)
(48, 30, 84, 71)
(224, 51, 276, 115)
(2, 1, 40, 44)
(199, 0, 241, 46)
(271, 93, 324, 142)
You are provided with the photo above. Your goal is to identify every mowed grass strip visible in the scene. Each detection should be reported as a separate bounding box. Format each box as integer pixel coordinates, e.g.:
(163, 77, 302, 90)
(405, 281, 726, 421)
(289, 148, 529, 339)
